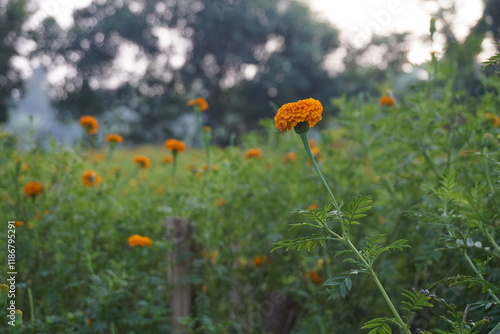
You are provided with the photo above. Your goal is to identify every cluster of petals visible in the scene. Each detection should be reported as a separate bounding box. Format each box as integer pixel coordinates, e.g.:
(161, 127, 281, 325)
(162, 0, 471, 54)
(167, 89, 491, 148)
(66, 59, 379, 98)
(79, 115, 99, 134)
(187, 97, 209, 111)
(245, 148, 262, 159)
(133, 155, 151, 169)
(127, 234, 153, 247)
(105, 134, 123, 143)
(24, 181, 43, 197)
(274, 98, 323, 132)
(165, 139, 187, 152)
(82, 170, 103, 186)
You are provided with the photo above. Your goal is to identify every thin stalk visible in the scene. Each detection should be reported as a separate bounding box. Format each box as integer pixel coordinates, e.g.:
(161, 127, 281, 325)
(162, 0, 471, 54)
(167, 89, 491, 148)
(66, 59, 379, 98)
(27, 285, 35, 323)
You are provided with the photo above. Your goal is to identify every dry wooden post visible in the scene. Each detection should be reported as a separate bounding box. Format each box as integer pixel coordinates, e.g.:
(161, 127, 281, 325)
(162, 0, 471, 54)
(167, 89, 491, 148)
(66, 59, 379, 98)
(166, 217, 193, 332)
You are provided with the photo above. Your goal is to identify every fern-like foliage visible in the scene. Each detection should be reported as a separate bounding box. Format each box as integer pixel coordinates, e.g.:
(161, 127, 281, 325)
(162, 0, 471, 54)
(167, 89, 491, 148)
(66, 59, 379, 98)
(272, 234, 327, 252)
(401, 289, 434, 323)
(430, 275, 500, 295)
(483, 48, 500, 70)
(324, 269, 364, 299)
(345, 195, 372, 227)
(361, 317, 400, 334)
(361, 234, 411, 266)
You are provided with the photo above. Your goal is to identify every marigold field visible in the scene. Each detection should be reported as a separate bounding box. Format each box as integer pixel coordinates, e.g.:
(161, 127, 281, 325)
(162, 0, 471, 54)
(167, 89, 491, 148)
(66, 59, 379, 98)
(1, 76, 500, 333)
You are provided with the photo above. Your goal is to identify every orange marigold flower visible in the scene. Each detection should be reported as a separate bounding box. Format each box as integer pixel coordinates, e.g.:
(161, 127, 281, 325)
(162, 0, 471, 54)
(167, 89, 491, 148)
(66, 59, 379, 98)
(485, 113, 500, 128)
(274, 98, 323, 132)
(202, 126, 211, 132)
(82, 170, 103, 187)
(309, 139, 317, 148)
(14, 221, 24, 227)
(254, 255, 264, 267)
(311, 147, 321, 156)
(307, 270, 323, 285)
(162, 155, 174, 163)
(379, 95, 395, 107)
(245, 148, 262, 159)
(216, 198, 226, 207)
(282, 152, 297, 163)
(209, 250, 218, 263)
(187, 97, 209, 111)
(24, 181, 43, 197)
(133, 155, 151, 169)
(165, 139, 187, 152)
(307, 203, 319, 210)
(200, 284, 208, 293)
(79, 115, 99, 134)
(127, 234, 153, 247)
(105, 134, 123, 143)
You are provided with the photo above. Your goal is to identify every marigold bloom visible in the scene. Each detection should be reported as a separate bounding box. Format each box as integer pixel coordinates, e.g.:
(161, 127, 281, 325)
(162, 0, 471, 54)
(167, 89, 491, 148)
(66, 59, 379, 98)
(307, 203, 319, 210)
(379, 95, 395, 107)
(105, 134, 123, 143)
(215, 198, 226, 207)
(274, 98, 323, 132)
(311, 147, 321, 156)
(24, 181, 43, 197)
(309, 139, 317, 148)
(254, 255, 264, 267)
(245, 148, 262, 159)
(165, 139, 187, 152)
(14, 221, 24, 227)
(209, 250, 218, 263)
(485, 113, 500, 128)
(133, 155, 151, 169)
(82, 170, 103, 187)
(202, 126, 211, 132)
(200, 284, 208, 293)
(282, 152, 297, 163)
(307, 270, 323, 285)
(187, 97, 209, 111)
(79, 115, 99, 134)
(127, 234, 153, 247)
(162, 155, 174, 163)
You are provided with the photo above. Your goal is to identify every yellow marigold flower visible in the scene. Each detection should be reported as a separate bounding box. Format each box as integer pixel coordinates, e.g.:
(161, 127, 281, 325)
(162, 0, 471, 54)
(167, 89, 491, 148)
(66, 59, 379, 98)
(215, 198, 226, 207)
(245, 148, 262, 159)
(105, 133, 123, 143)
(485, 113, 500, 128)
(311, 147, 321, 155)
(127, 234, 153, 247)
(79, 115, 99, 134)
(202, 126, 211, 132)
(133, 155, 151, 169)
(187, 97, 209, 111)
(307, 270, 323, 285)
(165, 139, 187, 152)
(307, 203, 319, 210)
(274, 98, 323, 132)
(82, 170, 103, 187)
(24, 181, 43, 197)
(379, 95, 395, 106)
(14, 221, 24, 227)
(162, 155, 174, 163)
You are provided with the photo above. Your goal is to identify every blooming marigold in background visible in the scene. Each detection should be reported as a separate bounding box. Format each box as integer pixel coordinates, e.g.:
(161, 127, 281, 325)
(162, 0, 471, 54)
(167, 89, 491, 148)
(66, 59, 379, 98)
(485, 113, 500, 128)
(187, 97, 209, 111)
(14, 221, 24, 227)
(162, 155, 174, 163)
(105, 133, 123, 143)
(307, 203, 319, 210)
(165, 139, 187, 152)
(309, 139, 317, 148)
(127, 234, 153, 247)
(274, 98, 323, 132)
(79, 115, 99, 134)
(202, 126, 211, 132)
(307, 270, 323, 285)
(215, 198, 226, 207)
(200, 284, 208, 293)
(254, 255, 264, 267)
(133, 155, 151, 169)
(82, 170, 103, 186)
(282, 152, 297, 164)
(24, 181, 43, 197)
(245, 148, 262, 159)
(379, 95, 395, 107)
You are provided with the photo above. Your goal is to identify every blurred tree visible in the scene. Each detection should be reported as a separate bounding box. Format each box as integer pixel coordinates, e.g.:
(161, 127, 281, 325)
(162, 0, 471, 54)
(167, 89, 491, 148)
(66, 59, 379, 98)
(0, 0, 29, 123)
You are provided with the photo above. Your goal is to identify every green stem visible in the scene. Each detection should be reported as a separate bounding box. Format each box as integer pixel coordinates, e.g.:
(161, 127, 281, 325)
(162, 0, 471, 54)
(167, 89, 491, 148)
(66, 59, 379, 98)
(28, 284, 35, 323)
(298, 130, 410, 334)
(462, 250, 500, 303)
(298, 132, 340, 213)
